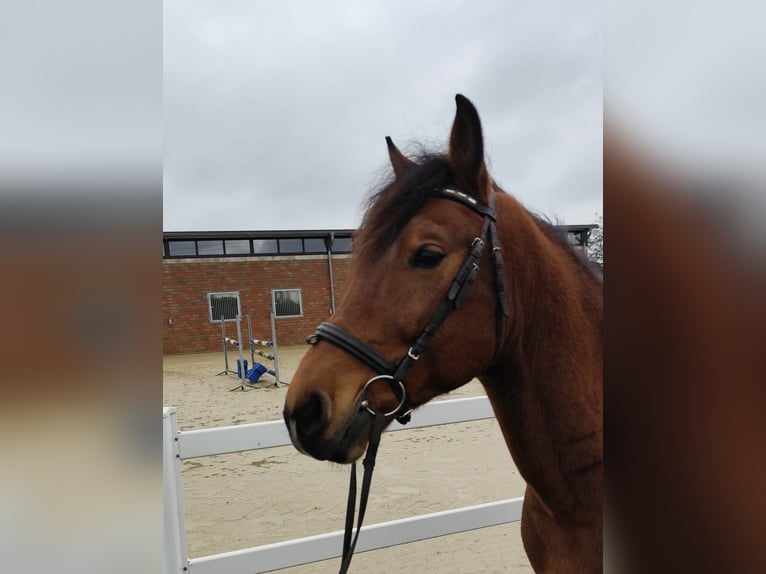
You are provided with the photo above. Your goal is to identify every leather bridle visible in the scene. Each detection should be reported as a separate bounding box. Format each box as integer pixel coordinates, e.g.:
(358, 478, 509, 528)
(306, 185, 510, 573)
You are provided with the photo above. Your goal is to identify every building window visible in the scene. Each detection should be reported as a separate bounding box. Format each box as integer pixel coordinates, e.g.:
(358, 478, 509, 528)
(225, 239, 250, 255)
(197, 240, 224, 255)
(303, 237, 327, 253)
(331, 237, 352, 253)
(272, 289, 302, 318)
(278, 238, 303, 254)
(253, 239, 278, 254)
(168, 240, 197, 256)
(208, 292, 240, 322)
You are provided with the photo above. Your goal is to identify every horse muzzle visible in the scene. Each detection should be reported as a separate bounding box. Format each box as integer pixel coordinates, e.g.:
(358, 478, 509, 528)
(283, 391, 372, 463)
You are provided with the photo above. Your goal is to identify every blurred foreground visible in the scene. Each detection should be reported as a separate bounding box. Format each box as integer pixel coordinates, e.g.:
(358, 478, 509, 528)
(1, 1, 765, 572)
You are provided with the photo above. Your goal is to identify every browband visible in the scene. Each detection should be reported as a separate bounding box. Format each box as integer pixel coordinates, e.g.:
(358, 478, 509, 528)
(437, 187, 496, 219)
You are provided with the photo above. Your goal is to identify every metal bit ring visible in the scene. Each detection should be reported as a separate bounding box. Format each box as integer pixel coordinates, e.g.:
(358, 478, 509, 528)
(360, 375, 407, 417)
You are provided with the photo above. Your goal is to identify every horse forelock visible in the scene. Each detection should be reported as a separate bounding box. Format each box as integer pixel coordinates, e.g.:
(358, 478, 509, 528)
(355, 153, 452, 260)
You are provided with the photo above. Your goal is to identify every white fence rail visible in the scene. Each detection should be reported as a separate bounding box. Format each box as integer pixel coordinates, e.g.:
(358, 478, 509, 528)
(163, 396, 523, 574)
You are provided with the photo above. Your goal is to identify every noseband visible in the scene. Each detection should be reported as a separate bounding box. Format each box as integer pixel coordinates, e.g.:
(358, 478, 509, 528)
(306, 186, 510, 573)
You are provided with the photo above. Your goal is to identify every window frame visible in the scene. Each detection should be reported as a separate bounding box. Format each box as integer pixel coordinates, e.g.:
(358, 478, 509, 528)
(252, 239, 279, 254)
(271, 288, 303, 319)
(196, 239, 225, 256)
(331, 236, 353, 253)
(224, 239, 252, 255)
(207, 291, 241, 323)
(277, 238, 303, 254)
(167, 240, 197, 257)
(303, 237, 327, 253)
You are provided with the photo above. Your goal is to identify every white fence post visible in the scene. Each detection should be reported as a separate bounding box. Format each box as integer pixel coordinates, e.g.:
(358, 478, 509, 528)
(164, 407, 189, 574)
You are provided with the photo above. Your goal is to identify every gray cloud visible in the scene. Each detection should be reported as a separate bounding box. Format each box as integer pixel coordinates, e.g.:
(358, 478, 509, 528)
(163, 0, 602, 231)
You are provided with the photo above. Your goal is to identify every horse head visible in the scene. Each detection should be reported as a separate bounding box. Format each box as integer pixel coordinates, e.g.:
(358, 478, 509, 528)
(284, 95, 510, 463)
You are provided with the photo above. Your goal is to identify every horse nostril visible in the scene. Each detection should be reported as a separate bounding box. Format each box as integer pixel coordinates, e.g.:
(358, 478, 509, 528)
(290, 391, 327, 439)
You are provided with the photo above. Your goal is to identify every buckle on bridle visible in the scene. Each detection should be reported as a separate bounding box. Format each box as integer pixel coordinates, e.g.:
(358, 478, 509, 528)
(360, 375, 408, 417)
(407, 347, 420, 361)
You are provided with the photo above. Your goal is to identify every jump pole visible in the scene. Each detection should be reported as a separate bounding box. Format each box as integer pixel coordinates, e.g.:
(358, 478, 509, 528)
(245, 313, 271, 389)
(242, 312, 287, 388)
(270, 310, 283, 386)
(228, 314, 252, 392)
(215, 316, 233, 376)
(247, 314, 255, 367)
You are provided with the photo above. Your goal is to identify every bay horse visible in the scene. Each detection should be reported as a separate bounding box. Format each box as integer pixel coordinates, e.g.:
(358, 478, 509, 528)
(284, 95, 603, 573)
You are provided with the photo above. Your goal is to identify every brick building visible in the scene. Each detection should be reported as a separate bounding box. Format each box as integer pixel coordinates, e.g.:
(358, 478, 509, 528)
(163, 230, 354, 354)
(162, 225, 596, 354)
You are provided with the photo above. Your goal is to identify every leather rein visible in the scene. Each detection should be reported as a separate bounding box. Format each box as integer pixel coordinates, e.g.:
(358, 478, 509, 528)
(306, 186, 509, 573)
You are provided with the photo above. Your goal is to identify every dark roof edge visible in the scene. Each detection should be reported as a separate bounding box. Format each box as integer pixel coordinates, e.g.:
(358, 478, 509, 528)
(163, 229, 356, 240)
(163, 225, 596, 240)
(562, 224, 600, 231)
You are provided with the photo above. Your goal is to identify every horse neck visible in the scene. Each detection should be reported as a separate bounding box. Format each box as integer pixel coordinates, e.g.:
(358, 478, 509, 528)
(482, 193, 603, 519)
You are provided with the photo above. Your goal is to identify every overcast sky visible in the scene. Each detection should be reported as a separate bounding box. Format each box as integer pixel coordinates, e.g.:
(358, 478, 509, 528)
(163, 0, 602, 231)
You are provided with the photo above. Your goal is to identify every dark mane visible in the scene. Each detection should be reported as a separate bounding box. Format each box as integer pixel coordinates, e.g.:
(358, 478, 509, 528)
(355, 149, 602, 284)
(356, 152, 451, 258)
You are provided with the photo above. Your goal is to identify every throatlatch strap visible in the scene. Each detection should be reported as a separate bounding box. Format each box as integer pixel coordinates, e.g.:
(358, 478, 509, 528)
(338, 412, 387, 574)
(486, 192, 509, 363)
(487, 209, 509, 318)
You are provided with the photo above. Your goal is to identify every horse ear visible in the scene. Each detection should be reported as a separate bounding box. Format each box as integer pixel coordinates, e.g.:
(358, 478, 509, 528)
(448, 94, 490, 201)
(385, 136, 415, 179)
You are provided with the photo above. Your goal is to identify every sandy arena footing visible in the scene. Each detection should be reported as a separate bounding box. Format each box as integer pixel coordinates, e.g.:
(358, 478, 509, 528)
(164, 346, 533, 573)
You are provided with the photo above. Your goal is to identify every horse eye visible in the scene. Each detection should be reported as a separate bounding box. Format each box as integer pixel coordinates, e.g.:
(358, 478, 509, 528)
(410, 246, 445, 269)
